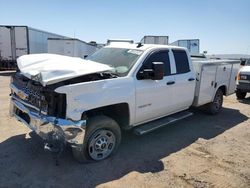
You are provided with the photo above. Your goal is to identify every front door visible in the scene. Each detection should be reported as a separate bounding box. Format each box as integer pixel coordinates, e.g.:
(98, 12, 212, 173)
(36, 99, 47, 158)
(135, 50, 176, 124)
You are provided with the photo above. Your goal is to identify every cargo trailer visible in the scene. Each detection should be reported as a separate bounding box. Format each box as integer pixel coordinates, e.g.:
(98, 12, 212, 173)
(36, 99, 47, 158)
(170, 39, 200, 55)
(140, 35, 169, 45)
(0, 25, 68, 70)
(48, 38, 99, 59)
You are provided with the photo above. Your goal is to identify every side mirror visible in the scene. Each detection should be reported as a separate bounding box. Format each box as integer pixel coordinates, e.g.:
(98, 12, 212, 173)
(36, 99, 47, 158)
(152, 62, 164, 80)
(240, 60, 246, 66)
(138, 62, 164, 80)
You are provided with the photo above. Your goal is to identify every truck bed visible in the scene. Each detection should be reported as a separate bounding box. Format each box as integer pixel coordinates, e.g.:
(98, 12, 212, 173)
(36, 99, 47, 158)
(191, 59, 240, 107)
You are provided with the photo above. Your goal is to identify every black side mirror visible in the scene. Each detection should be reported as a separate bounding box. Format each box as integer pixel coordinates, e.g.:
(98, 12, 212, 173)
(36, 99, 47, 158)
(152, 62, 164, 80)
(138, 62, 164, 80)
(240, 60, 246, 66)
(84, 55, 88, 59)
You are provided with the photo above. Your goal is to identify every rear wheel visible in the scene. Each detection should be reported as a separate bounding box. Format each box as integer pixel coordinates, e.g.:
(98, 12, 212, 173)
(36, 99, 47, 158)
(206, 89, 223, 115)
(72, 115, 121, 163)
(236, 89, 246, 99)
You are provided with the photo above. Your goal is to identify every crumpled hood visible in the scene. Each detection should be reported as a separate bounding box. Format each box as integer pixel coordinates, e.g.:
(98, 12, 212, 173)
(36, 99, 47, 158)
(17, 54, 114, 86)
(239, 65, 250, 75)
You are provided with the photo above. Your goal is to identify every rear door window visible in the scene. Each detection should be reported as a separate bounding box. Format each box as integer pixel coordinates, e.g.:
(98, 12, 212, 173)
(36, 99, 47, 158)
(172, 50, 190, 74)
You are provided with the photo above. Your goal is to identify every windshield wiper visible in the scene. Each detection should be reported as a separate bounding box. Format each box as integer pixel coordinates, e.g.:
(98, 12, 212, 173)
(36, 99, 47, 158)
(102, 71, 119, 78)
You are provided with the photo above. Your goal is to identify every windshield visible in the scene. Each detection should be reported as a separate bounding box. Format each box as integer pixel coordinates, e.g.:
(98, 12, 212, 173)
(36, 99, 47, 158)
(87, 47, 143, 76)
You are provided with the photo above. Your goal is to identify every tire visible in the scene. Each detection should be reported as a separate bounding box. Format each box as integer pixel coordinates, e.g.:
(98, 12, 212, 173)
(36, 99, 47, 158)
(236, 89, 246, 99)
(206, 89, 223, 115)
(72, 115, 121, 163)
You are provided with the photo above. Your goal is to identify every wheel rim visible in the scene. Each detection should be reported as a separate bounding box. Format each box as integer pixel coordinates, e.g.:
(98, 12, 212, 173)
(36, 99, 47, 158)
(88, 129, 116, 161)
(214, 92, 222, 110)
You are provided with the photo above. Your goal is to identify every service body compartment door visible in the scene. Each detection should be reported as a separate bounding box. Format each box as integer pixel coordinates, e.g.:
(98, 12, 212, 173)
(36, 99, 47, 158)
(14, 27, 28, 59)
(228, 63, 240, 94)
(215, 64, 231, 91)
(194, 65, 217, 106)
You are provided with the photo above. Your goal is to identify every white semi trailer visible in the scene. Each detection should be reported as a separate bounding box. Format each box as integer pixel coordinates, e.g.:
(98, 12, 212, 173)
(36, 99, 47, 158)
(48, 38, 99, 59)
(0, 25, 68, 70)
(170, 39, 200, 55)
(140, 35, 169, 45)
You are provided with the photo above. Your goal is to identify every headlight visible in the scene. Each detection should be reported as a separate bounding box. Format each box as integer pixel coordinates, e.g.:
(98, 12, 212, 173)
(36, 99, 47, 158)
(237, 73, 240, 81)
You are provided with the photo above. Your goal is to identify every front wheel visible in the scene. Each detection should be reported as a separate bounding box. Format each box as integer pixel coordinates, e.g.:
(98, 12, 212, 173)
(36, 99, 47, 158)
(236, 89, 246, 99)
(206, 89, 223, 115)
(72, 115, 121, 163)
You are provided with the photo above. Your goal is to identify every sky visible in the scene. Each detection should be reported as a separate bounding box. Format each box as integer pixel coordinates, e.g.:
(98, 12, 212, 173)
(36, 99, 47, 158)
(0, 0, 250, 54)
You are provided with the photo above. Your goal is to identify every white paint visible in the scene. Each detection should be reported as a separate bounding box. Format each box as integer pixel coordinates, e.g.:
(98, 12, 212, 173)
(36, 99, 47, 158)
(239, 65, 250, 75)
(17, 43, 240, 126)
(17, 53, 113, 86)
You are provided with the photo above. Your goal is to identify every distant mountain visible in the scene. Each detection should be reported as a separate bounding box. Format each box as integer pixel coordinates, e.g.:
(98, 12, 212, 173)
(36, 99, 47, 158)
(207, 54, 250, 60)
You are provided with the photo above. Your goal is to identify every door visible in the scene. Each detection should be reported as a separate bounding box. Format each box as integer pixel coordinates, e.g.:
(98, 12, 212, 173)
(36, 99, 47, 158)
(228, 63, 240, 94)
(14, 27, 28, 58)
(135, 50, 176, 124)
(196, 65, 217, 106)
(0, 26, 12, 60)
(171, 49, 196, 110)
(215, 64, 232, 93)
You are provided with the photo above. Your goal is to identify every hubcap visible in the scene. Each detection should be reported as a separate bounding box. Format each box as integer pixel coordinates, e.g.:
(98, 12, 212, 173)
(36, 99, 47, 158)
(214, 93, 222, 109)
(88, 129, 116, 161)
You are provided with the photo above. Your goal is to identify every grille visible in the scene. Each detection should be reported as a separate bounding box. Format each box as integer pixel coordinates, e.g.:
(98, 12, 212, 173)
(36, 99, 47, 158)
(240, 74, 250, 81)
(12, 73, 48, 112)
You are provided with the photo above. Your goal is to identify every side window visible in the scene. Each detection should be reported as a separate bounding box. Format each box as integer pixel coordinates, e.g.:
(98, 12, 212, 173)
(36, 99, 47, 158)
(172, 50, 190, 74)
(141, 51, 171, 76)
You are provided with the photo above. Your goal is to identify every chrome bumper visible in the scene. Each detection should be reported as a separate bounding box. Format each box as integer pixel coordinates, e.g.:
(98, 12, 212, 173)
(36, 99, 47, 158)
(10, 97, 86, 148)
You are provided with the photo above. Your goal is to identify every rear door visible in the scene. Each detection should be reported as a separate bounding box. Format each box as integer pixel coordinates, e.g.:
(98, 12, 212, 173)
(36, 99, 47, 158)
(171, 49, 196, 110)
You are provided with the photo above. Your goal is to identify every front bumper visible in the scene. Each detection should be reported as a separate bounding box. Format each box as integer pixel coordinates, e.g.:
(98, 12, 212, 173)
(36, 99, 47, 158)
(10, 96, 86, 148)
(237, 82, 250, 92)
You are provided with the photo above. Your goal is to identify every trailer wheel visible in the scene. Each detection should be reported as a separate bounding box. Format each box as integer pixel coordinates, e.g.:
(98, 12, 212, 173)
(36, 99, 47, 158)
(206, 89, 223, 115)
(72, 115, 121, 163)
(236, 89, 246, 99)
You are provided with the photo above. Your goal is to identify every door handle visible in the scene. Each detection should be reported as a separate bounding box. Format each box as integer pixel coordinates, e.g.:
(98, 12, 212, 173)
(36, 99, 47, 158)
(166, 81, 175, 85)
(188, 78, 195, 81)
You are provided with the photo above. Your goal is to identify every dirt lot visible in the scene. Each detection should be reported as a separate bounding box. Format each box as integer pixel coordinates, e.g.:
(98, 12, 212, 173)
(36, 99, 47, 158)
(0, 71, 249, 188)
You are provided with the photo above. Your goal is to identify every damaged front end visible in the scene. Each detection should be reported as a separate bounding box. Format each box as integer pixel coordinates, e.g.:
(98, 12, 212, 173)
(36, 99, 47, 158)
(9, 72, 87, 152)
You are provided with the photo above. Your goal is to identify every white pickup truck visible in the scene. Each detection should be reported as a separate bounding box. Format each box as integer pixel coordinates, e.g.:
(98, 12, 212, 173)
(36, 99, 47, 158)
(9, 43, 240, 162)
(236, 58, 250, 99)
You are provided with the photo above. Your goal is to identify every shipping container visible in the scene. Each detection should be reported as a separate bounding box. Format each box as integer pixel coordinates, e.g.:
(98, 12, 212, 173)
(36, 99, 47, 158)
(48, 38, 99, 59)
(140, 35, 169, 45)
(170, 39, 200, 55)
(0, 25, 68, 69)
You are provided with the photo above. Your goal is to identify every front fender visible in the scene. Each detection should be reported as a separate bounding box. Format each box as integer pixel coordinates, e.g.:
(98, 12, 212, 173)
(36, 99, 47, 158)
(55, 77, 136, 123)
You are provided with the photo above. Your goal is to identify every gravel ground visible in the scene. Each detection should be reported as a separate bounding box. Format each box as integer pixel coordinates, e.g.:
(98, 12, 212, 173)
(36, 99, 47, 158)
(0, 71, 250, 188)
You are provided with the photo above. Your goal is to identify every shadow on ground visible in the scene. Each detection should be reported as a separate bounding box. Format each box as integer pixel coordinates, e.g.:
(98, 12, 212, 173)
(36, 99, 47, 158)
(237, 96, 250, 105)
(0, 107, 248, 187)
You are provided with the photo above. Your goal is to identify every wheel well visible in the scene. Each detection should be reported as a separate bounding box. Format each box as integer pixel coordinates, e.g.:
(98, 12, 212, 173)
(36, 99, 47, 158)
(218, 85, 226, 95)
(83, 103, 130, 129)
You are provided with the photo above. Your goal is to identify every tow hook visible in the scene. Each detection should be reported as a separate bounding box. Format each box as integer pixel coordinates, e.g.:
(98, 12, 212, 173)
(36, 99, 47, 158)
(44, 134, 65, 166)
